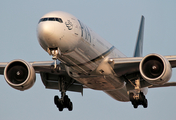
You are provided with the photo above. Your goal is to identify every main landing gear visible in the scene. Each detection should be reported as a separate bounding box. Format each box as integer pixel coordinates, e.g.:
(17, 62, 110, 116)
(54, 79, 73, 111)
(54, 92, 73, 111)
(53, 76, 74, 111)
(129, 78, 148, 108)
(129, 92, 148, 108)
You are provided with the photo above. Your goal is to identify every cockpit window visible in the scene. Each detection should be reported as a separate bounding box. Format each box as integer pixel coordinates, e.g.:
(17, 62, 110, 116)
(38, 17, 63, 23)
(55, 18, 63, 23)
(42, 18, 48, 21)
(48, 18, 55, 21)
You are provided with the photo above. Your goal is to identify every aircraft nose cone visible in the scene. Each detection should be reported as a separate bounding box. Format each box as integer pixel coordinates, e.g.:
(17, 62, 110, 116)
(37, 22, 55, 47)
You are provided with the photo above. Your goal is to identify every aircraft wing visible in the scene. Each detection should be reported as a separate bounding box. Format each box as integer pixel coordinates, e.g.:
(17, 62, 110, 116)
(0, 60, 61, 74)
(0, 62, 8, 74)
(0, 60, 83, 93)
(109, 55, 176, 88)
(31, 60, 61, 73)
(165, 55, 176, 67)
(108, 15, 176, 89)
(109, 55, 176, 77)
(109, 57, 142, 77)
(149, 82, 176, 88)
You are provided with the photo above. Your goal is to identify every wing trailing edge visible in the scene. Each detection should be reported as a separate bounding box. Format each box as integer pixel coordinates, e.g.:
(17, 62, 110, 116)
(149, 82, 176, 88)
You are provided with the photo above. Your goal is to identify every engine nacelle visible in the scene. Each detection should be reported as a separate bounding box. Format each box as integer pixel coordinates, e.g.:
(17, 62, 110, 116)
(4, 60, 36, 91)
(139, 54, 172, 85)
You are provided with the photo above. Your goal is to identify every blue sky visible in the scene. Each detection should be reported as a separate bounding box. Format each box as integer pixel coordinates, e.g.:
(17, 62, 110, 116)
(0, 0, 176, 120)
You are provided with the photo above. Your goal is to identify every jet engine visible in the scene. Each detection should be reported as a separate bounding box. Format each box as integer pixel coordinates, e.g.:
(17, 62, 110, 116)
(4, 60, 36, 91)
(139, 54, 172, 85)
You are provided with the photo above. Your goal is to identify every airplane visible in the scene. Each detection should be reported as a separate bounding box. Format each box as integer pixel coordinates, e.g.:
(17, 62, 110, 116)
(1, 11, 176, 111)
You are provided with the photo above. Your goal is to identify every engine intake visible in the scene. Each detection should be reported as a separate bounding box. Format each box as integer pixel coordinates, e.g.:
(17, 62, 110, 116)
(4, 60, 36, 91)
(139, 54, 172, 85)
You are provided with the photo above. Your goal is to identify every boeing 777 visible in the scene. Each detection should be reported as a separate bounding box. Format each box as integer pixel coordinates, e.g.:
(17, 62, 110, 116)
(1, 11, 176, 111)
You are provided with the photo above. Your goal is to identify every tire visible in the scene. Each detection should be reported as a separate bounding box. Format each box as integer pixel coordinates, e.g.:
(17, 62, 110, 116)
(68, 102, 73, 111)
(133, 104, 138, 109)
(139, 92, 145, 102)
(54, 95, 59, 105)
(132, 100, 138, 109)
(143, 99, 148, 108)
(59, 105, 64, 111)
(64, 95, 70, 107)
(64, 95, 68, 102)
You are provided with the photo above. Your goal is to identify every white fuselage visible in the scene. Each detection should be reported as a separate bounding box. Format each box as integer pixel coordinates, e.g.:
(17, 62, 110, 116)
(37, 11, 134, 102)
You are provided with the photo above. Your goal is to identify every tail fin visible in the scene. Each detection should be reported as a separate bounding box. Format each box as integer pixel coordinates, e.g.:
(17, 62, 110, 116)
(133, 16, 145, 57)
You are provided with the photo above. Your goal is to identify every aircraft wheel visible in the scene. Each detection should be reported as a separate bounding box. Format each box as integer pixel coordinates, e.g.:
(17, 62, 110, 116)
(68, 102, 73, 111)
(133, 104, 138, 108)
(58, 104, 64, 111)
(57, 100, 64, 111)
(139, 92, 144, 101)
(64, 95, 69, 102)
(143, 99, 148, 108)
(54, 95, 59, 105)
(64, 95, 70, 107)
